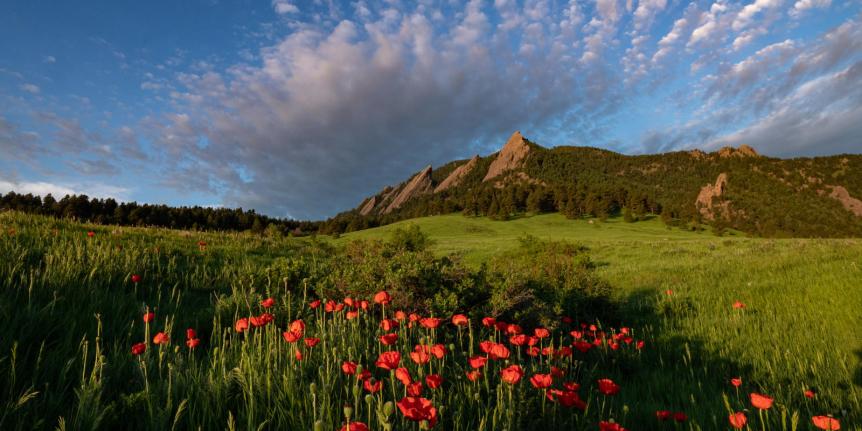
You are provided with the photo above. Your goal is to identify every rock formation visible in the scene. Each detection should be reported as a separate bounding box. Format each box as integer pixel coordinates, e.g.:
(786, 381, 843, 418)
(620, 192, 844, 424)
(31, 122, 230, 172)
(435, 155, 479, 193)
(359, 196, 377, 216)
(828, 185, 862, 216)
(383, 165, 434, 214)
(696, 173, 730, 220)
(717, 145, 760, 158)
(483, 131, 531, 182)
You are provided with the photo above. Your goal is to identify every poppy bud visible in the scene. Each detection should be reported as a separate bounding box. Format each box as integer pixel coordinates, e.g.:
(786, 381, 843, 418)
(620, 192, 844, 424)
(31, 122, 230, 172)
(344, 406, 353, 420)
(383, 401, 394, 417)
(353, 384, 361, 400)
(364, 394, 373, 404)
(313, 420, 323, 431)
(310, 383, 317, 395)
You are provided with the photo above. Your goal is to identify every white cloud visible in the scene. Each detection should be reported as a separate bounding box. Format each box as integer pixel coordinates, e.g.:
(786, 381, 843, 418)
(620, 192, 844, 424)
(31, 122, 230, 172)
(791, 0, 830, 17)
(21, 83, 40, 94)
(42, 55, 56, 64)
(733, 0, 783, 31)
(272, 0, 299, 14)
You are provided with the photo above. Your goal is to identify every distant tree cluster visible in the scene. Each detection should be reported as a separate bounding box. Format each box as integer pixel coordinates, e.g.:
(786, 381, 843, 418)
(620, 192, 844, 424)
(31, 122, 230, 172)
(0, 191, 318, 234)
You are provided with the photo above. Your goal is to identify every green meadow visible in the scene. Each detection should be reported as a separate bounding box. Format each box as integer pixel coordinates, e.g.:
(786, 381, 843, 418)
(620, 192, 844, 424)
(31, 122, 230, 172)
(1, 210, 859, 430)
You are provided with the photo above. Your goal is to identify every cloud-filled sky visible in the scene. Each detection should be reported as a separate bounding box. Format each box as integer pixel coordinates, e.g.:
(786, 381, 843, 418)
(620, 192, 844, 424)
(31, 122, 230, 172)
(1, 0, 860, 219)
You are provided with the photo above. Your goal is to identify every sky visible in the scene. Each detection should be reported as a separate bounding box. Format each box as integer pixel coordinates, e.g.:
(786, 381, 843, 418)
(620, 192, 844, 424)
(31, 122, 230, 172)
(1, 0, 861, 220)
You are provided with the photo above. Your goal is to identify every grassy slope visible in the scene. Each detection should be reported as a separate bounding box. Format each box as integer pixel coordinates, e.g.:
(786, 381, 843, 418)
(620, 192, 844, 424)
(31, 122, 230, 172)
(340, 213, 862, 423)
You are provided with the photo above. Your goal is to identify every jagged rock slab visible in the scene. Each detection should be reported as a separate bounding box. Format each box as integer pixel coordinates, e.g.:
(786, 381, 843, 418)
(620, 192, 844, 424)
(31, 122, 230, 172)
(435, 155, 479, 193)
(483, 131, 531, 182)
(383, 165, 433, 214)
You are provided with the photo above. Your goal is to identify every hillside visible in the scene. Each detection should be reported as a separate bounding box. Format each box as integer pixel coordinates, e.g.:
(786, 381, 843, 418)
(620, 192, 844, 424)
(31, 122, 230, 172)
(323, 132, 862, 237)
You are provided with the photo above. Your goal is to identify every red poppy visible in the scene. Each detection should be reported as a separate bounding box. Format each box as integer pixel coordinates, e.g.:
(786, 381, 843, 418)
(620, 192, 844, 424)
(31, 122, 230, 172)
(346, 310, 359, 320)
(378, 332, 398, 345)
(563, 382, 580, 391)
(153, 332, 170, 345)
(574, 341, 593, 353)
(282, 331, 301, 343)
(812, 416, 841, 430)
(250, 313, 273, 327)
(546, 389, 586, 409)
(510, 334, 528, 346)
(410, 348, 431, 365)
(466, 370, 482, 381)
(395, 310, 407, 321)
(309, 299, 321, 309)
(665, 289, 673, 295)
(186, 338, 200, 349)
(495, 321, 509, 332)
(304, 337, 321, 348)
(500, 365, 524, 384)
(549, 367, 565, 379)
(530, 373, 553, 389)
(468, 355, 487, 369)
(420, 317, 443, 329)
(526, 346, 540, 356)
(395, 367, 412, 385)
(380, 319, 399, 331)
(673, 412, 687, 422)
(506, 324, 522, 335)
(357, 369, 371, 381)
(731, 377, 742, 387)
(479, 340, 494, 353)
(359, 300, 369, 310)
(597, 378, 620, 395)
(339, 422, 369, 431)
(131, 342, 146, 355)
(143, 312, 155, 323)
(407, 381, 423, 396)
(343, 297, 355, 308)
(636, 340, 645, 349)
(555, 346, 573, 357)
(805, 389, 816, 398)
(325, 300, 337, 313)
(373, 291, 391, 305)
(342, 361, 358, 375)
(729, 412, 747, 429)
(750, 392, 773, 410)
(235, 318, 249, 333)
(425, 374, 443, 389)
(570, 330, 583, 339)
(489, 343, 511, 360)
(260, 297, 275, 308)
(482, 317, 496, 327)
(295, 349, 303, 361)
(363, 378, 382, 393)
(656, 410, 672, 421)
(376, 351, 401, 370)
(430, 344, 446, 359)
(452, 314, 469, 326)
(87, 231, 95, 237)
(186, 328, 196, 339)
(534, 328, 550, 338)
(396, 396, 437, 427)
(131, 274, 141, 284)
(598, 421, 627, 431)
(733, 301, 746, 309)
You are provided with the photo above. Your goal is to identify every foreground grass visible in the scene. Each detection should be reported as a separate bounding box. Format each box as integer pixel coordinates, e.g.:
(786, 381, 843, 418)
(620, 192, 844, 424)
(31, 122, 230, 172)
(1, 211, 859, 430)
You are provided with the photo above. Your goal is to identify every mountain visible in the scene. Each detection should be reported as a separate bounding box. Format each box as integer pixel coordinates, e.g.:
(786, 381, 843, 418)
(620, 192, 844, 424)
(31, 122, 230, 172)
(323, 132, 862, 237)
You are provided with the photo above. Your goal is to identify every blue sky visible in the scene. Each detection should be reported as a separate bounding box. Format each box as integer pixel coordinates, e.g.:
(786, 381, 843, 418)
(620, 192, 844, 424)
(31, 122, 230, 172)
(1, 0, 860, 219)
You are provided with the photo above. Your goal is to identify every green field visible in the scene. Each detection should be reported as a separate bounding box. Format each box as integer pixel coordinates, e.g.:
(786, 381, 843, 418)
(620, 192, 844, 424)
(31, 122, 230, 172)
(1, 211, 859, 430)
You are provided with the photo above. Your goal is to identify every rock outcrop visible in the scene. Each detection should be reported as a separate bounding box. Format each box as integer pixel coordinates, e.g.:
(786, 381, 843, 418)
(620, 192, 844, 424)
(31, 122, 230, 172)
(359, 196, 377, 216)
(483, 131, 531, 182)
(696, 173, 730, 220)
(383, 165, 434, 214)
(435, 155, 479, 193)
(717, 145, 760, 158)
(828, 185, 862, 216)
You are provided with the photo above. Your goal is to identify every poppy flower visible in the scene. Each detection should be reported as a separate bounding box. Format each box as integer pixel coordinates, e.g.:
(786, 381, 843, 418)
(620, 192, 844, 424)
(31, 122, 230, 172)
(466, 370, 482, 381)
(346, 310, 359, 319)
(339, 422, 369, 431)
(750, 392, 773, 410)
(805, 389, 816, 398)
(260, 298, 275, 308)
(325, 300, 337, 313)
(656, 410, 672, 421)
(304, 337, 321, 348)
(359, 300, 369, 310)
(375, 351, 401, 370)
(335, 303, 345, 312)
(527, 336, 539, 347)
(729, 412, 747, 429)
(812, 416, 841, 430)
(547, 389, 586, 409)
(530, 373, 553, 389)
(489, 343, 511, 360)
(357, 369, 371, 381)
(87, 231, 95, 237)
(395, 310, 407, 321)
(282, 331, 301, 343)
(380, 319, 399, 331)
(665, 289, 673, 295)
(395, 367, 412, 385)
(309, 299, 321, 309)
(479, 340, 495, 353)
(425, 374, 443, 389)
(153, 332, 170, 345)
(131, 342, 146, 355)
(341, 361, 358, 375)
(481, 317, 496, 327)
(501, 365, 524, 384)
(373, 291, 391, 305)
(598, 421, 627, 431)
(410, 348, 430, 365)
(534, 328, 550, 338)
(363, 378, 382, 393)
(235, 318, 249, 333)
(396, 396, 437, 427)
(186, 328, 196, 339)
(570, 330, 583, 339)
(143, 312, 155, 323)
(131, 274, 141, 284)
(506, 324, 523, 335)
(250, 313, 273, 327)
(379, 332, 398, 345)
(510, 334, 528, 346)
(673, 412, 687, 422)
(563, 382, 580, 391)
(452, 314, 469, 326)
(636, 340, 645, 349)
(733, 301, 746, 309)
(597, 378, 620, 396)
(295, 349, 303, 361)
(407, 381, 423, 396)
(574, 341, 593, 353)
(343, 297, 355, 308)
(468, 355, 487, 369)
(731, 377, 742, 387)
(420, 317, 443, 329)
(186, 338, 200, 349)
(430, 344, 446, 359)
(495, 321, 509, 332)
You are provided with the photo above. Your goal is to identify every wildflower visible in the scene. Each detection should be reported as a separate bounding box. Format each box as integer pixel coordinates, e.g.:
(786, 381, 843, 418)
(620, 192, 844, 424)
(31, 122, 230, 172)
(425, 374, 443, 389)
(731, 377, 742, 387)
(510, 334, 528, 346)
(289, 319, 305, 336)
(379, 332, 398, 345)
(547, 389, 586, 409)
(574, 341, 593, 353)
(283, 331, 301, 343)
(673, 412, 687, 422)
(87, 231, 95, 237)
(733, 301, 746, 309)
(356, 369, 371, 381)
(811, 416, 841, 430)
(656, 410, 672, 421)
(395, 368, 412, 385)
(468, 355, 487, 369)
(407, 382, 423, 396)
(304, 337, 321, 348)
(346, 310, 358, 319)
(375, 351, 401, 370)
(235, 318, 249, 333)
(131, 342, 146, 355)
(597, 378, 620, 396)
(260, 297, 275, 308)
(363, 378, 382, 393)
(396, 396, 437, 427)
(143, 312, 155, 323)
(479, 340, 494, 353)
(636, 340, 645, 349)
(530, 373, 553, 389)
(395, 310, 407, 321)
(466, 370, 482, 381)
(805, 389, 815, 398)
(153, 332, 170, 345)
(452, 314, 469, 326)
(410, 347, 431, 365)
(430, 344, 446, 359)
(729, 412, 747, 429)
(186, 328, 196, 339)
(481, 317, 496, 327)
(339, 422, 369, 431)
(489, 343, 511, 360)
(131, 274, 141, 284)
(186, 338, 200, 349)
(373, 291, 391, 305)
(750, 392, 773, 410)
(500, 365, 524, 384)
(380, 319, 399, 331)
(599, 421, 627, 431)
(295, 349, 303, 361)
(341, 361, 358, 375)
(534, 328, 550, 338)
(563, 382, 580, 391)
(420, 317, 443, 329)
(506, 324, 522, 335)
(309, 299, 321, 309)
